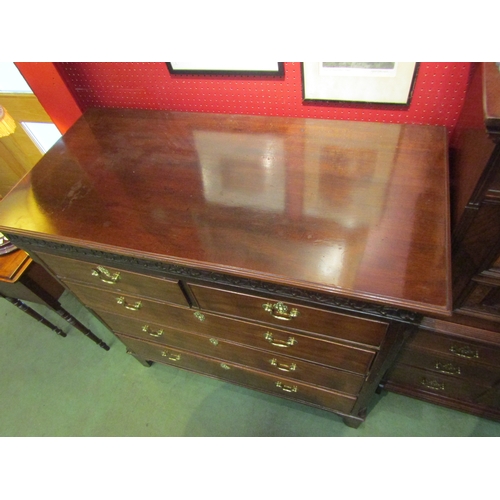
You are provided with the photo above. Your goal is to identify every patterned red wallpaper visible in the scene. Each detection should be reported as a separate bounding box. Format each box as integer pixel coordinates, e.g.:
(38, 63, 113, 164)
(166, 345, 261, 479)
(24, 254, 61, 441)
(56, 62, 471, 135)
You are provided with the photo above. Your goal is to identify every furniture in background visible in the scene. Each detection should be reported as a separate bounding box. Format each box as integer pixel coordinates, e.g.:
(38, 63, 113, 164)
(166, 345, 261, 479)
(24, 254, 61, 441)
(0, 109, 450, 428)
(383, 63, 500, 420)
(0, 245, 110, 351)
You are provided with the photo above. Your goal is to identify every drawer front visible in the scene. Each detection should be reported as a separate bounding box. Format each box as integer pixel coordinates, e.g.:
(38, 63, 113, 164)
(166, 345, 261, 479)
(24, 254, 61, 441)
(387, 365, 494, 403)
(188, 283, 388, 347)
(118, 335, 357, 415)
(95, 304, 376, 375)
(407, 330, 500, 368)
(37, 252, 188, 306)
(395, 347, 500, 388)
(461, 281, 500, 320)
(98, 311, 364, 394)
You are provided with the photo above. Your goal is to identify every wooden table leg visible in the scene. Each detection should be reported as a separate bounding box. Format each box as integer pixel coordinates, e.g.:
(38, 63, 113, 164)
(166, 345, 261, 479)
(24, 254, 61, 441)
(1, 294, 67, 338)
(54, 305, 110, 351)
(1, 251, 110, 351)
(19, 270, 111, 351)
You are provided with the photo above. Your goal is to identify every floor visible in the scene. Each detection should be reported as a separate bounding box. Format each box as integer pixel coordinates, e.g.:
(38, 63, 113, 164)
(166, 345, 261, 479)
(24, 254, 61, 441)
(1, 291, 500, 437)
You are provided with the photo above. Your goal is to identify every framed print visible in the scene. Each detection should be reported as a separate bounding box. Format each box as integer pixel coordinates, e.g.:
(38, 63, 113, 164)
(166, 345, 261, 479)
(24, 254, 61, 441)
(167, 63, 284, 76)
(301, 62, 418, 105)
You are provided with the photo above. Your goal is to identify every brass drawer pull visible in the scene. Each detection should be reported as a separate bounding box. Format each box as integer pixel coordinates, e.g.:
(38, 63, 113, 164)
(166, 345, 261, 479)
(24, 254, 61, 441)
(220, 363, 231, 370)
(161, 351, 180, 361)
(91, 266, 120, 284)
(275, 381, 298, 393)
(194, 311, 205, 322)
(264, 331, 297, 348)
(270, 358, 297, 372)
(421, 378, 445, 391)
(263, 301, 300, 321)
(435, 362, 461, 375)
(450, 345, 478, 359)
(142, 325, 164, 338)
(116, 296, 142, 311)
(209, 338, 219, 346)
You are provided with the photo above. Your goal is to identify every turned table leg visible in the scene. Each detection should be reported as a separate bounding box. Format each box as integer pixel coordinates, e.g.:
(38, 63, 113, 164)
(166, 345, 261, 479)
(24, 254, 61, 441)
(53, 305, 111, 351)
(20, 273, 111, 351)
(1, 294, 67, 338)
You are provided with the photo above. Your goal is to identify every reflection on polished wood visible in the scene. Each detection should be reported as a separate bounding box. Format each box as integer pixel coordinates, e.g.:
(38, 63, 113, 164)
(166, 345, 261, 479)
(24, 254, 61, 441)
(0, 109, 451, 316)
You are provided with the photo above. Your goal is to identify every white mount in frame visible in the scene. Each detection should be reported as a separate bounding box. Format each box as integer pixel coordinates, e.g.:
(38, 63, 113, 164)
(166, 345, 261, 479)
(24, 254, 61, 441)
(302, 63, 418, 105)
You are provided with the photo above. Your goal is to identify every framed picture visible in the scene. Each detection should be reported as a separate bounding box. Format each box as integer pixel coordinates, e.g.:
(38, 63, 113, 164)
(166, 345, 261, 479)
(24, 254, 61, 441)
(167, 63, 284, 76)
(301, 63, 418, 105)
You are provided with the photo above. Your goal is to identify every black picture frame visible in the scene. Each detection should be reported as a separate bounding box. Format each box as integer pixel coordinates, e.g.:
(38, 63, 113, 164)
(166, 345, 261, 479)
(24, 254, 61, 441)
(166, 63, 285, 77)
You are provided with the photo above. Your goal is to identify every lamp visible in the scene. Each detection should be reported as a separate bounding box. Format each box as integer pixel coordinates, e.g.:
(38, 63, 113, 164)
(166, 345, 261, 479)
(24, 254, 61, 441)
(0, 232, 17, 255)
(0, 105, 16, 137)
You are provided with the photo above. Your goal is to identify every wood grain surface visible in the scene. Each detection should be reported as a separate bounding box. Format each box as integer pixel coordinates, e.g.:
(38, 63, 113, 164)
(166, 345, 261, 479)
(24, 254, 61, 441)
(0, 109, 451, 315)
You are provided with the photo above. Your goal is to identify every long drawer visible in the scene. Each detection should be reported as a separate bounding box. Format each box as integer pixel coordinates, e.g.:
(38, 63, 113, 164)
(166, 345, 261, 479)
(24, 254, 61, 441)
(118, 334, 357, 415)
(89, 294, 376, 375)
(406, 330, 500, 368)
(387, 364, 497, 404)
(188, 283, 388, 347)
(37, 252, 188, 306)
(98, 310, 365, 394)
(395, 347, 500, 388)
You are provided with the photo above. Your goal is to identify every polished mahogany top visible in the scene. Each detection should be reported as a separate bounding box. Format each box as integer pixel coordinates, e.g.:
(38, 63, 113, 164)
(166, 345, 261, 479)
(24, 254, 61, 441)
(0, 109, 451, 315)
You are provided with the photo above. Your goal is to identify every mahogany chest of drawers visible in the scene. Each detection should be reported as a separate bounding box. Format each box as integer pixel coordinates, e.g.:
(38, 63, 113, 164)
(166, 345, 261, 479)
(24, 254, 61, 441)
(384, 314, 500, 419)
(0, 109, 451, 428)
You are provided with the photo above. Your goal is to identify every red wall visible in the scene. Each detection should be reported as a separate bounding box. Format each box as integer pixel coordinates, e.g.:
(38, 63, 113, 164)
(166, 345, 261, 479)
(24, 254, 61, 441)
(15, 62, 83, 134)
(19, 62, 472, 136)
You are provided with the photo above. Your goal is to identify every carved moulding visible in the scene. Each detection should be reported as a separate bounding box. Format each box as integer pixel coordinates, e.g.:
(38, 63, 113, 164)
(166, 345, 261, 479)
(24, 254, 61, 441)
(5, 234, 421, 324)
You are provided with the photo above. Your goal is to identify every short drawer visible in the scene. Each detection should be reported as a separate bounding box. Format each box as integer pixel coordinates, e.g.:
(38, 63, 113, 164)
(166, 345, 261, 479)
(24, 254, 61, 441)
(407, 330, 500, 368)
(188, 283, 388, 347)
(95, 304, 376, 375)
(395, 347, 500, 388)
(99, 311, 364, 394)
(37, 252, 188, 306)
(386, 364, 494, 403)
(118, 335, 357, 415)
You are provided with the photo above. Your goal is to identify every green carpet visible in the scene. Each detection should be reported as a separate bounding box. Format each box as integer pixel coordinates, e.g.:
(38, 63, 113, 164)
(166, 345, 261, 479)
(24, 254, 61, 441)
(1, 291, 499, 437)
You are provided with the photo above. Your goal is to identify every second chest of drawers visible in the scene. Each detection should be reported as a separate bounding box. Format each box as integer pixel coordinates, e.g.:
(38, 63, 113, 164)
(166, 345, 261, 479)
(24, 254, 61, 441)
(383, 321, 500, 420)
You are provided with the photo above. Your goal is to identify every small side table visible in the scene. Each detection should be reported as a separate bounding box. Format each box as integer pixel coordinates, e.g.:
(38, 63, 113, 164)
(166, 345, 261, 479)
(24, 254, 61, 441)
(0, 248, 110, 351)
